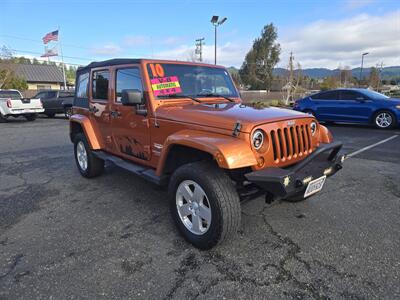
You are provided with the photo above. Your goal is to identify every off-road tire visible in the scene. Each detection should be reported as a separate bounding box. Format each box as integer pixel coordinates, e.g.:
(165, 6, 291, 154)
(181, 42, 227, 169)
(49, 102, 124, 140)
(168, 161, 241, 250)
(373, 110, 396, 129)
(25, 114, 37, 121)
(73, 133, 104, 178)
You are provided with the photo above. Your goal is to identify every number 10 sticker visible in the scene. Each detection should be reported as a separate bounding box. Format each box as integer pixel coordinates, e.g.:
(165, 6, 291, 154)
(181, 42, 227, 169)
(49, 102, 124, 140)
(149, 63, 165, 78)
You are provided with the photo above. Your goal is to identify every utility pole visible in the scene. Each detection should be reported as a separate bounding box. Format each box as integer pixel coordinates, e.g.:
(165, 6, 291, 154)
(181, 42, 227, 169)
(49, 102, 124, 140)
(359, 52, 369, 87)
(195, 38, 205, 62)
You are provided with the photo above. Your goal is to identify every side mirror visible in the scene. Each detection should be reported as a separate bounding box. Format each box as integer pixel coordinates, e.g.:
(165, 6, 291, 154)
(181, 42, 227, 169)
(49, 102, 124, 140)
(121, 89, 143, 105)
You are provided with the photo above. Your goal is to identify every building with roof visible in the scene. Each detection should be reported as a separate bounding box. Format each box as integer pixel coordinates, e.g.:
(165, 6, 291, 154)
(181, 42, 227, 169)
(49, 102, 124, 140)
(14, 64, 64, 91)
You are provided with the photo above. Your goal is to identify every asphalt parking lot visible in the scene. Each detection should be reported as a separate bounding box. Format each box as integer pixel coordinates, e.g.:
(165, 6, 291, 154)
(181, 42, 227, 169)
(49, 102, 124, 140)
(0, 116, 399, 299)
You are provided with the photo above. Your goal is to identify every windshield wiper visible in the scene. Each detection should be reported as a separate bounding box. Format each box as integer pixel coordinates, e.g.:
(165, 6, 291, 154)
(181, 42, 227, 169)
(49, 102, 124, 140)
(196, 93, 235, 102)
(158, 94, 202, 103)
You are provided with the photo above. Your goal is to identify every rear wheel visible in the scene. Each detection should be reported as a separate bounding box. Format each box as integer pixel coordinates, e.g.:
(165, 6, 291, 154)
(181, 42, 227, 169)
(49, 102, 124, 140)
(0, 113, 8, 123)
(74, 133, 104, 178)
(374, 111, 396, 129)
(168, 161, 241, 250)
(25, 114, 37, 121)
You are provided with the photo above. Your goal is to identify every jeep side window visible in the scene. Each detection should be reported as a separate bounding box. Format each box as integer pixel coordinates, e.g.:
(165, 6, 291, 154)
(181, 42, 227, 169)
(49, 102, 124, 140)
(115, 68, 143, 102)
(92, 70, 109, 100)
(76, 72, 89, 98)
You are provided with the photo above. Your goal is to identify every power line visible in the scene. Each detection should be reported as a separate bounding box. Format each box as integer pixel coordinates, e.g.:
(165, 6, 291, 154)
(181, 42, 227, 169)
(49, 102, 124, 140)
(0, 34, 91, 50)
(9, 48, 93, 63)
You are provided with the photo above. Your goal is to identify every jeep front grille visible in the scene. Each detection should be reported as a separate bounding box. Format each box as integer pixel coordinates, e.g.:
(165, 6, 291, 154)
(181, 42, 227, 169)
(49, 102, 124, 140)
(270, 124, 312, 162)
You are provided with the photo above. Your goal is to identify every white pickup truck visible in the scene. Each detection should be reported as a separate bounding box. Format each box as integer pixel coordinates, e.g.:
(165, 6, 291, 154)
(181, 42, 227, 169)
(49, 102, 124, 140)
(0, 89, 44, 122)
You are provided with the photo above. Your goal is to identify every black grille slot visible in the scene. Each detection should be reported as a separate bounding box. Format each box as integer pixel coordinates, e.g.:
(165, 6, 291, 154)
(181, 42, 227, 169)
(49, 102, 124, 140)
(270, 130, 278, 161)
(277, 129, 284, 159)
(284, 128, 290, 156)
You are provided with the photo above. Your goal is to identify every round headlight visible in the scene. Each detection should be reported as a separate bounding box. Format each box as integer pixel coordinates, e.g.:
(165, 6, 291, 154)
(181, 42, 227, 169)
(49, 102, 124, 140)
(310, 122, 317, 136)
(252, 130, 264, 150)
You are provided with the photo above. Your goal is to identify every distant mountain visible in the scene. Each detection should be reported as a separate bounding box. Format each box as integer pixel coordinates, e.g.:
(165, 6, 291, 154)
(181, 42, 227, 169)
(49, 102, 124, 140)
(228, 66, 400, 80)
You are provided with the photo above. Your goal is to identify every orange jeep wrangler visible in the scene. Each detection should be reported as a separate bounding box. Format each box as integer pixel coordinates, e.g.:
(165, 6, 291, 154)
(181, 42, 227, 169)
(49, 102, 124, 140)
(70, 59, 344, 249)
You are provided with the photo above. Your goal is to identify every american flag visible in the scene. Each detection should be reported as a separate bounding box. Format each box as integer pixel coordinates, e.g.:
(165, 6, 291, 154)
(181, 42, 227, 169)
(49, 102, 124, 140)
(40, 46, 58, 57)
(42, 30, 59, 44)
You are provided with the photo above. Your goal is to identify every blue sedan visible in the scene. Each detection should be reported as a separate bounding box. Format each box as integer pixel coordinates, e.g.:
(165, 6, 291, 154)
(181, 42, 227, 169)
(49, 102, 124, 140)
(293, 88, 400, 129)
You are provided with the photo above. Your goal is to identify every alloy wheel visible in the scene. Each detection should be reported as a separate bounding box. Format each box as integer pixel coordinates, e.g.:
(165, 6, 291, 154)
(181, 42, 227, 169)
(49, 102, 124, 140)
(176, 180, 212, 235)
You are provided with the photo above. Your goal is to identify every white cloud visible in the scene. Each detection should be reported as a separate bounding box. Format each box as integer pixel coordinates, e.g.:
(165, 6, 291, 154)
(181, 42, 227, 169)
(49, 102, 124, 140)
(344, 0, 375, 10)
(279, 11, 400, 69)
(87, 11, 400, 69)
(153, 41, 250, 67)
(90, 44, 121, 56)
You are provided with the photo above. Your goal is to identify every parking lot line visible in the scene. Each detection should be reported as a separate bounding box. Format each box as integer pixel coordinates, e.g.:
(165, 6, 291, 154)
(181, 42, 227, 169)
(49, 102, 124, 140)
(346, 135, 399, 159)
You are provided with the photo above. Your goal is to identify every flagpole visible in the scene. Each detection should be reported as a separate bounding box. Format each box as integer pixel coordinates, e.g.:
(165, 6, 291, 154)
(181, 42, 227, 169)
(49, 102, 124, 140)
(58, 26, 67, 90)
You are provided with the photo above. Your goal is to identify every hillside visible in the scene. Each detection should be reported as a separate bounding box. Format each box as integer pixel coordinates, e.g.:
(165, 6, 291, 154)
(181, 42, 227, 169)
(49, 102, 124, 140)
(228, 66, 400, 80)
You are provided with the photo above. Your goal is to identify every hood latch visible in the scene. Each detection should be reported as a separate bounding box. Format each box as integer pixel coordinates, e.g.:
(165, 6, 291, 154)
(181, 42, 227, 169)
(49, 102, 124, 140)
(232, 121, 242, 137)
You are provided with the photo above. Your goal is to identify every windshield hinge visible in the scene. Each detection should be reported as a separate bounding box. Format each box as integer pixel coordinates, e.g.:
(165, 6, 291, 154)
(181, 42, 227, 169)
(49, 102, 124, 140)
(232, 121, 242, 137)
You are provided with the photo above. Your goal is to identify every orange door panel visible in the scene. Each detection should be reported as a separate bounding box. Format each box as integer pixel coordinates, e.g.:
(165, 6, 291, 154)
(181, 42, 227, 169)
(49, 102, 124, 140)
(110, 66, 151, 162)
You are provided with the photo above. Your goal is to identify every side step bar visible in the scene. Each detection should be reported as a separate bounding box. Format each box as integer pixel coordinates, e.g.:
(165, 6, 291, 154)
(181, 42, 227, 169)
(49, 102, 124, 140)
(93, 151, 165, 186)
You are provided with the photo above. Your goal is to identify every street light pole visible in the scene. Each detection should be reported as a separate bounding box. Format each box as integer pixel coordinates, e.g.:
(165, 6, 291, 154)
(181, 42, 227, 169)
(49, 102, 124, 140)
(211, 16, 227, 65)
(214, 25, 217, 65)
(359, 52, 369, 86)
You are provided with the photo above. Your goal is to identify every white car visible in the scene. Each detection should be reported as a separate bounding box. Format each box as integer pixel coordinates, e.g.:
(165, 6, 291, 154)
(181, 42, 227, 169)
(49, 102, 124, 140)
(0, 89, 44, 122)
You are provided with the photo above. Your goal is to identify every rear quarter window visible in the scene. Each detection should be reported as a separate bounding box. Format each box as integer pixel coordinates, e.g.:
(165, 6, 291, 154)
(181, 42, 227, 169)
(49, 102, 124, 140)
(75, 72, 89, 108)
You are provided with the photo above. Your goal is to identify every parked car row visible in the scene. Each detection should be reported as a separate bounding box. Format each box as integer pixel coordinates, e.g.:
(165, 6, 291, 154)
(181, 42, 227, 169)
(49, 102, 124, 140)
(0, 89, 74, 122)
(294, 88, 400, 129)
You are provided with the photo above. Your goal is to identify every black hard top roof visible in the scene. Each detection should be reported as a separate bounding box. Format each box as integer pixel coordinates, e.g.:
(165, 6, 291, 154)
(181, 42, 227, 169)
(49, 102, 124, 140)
(77, 58, 143, 74)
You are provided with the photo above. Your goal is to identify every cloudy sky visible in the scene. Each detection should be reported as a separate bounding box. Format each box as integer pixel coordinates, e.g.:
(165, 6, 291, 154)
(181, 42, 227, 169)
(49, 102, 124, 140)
(1, 0, 399, 69)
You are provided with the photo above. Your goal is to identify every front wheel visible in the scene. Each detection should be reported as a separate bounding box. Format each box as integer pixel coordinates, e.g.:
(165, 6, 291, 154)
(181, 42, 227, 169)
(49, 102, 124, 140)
(374, 111, 396, 129)
(25, 114, 37, 121)
(74, 133, 104, 178)
(168, 161, 241, 250)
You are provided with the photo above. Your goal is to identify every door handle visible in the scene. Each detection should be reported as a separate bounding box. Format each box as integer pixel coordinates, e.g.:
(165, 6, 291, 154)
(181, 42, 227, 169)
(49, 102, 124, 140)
(110, 110, 121, 118)
(89, 106, 99, 113)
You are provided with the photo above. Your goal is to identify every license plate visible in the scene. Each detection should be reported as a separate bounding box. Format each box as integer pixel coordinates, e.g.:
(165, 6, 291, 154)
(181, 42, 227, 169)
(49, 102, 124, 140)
(304, 175, 326, 198)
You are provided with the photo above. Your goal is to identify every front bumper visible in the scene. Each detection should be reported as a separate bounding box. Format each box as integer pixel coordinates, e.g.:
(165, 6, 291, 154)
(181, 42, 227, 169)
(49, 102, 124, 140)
(245, 141, 344, 199)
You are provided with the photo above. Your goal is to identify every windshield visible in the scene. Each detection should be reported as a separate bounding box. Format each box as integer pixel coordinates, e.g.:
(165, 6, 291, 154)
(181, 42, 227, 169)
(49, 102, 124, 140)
(146, 63, 238, 99)
(0, 91, 21, 100)
(361, 89, 390, 100)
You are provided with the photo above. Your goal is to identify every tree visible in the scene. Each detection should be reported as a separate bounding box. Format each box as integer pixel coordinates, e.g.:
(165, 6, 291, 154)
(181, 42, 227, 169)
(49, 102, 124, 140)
(320, 76, 339, 91)
(0, 46, 16, 88)
(239, 23, 280, 90)
(369, 67, 380, 90)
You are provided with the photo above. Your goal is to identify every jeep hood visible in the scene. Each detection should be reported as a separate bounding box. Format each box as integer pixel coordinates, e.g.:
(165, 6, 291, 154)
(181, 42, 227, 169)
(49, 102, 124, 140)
(155, 102, 312, 133)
